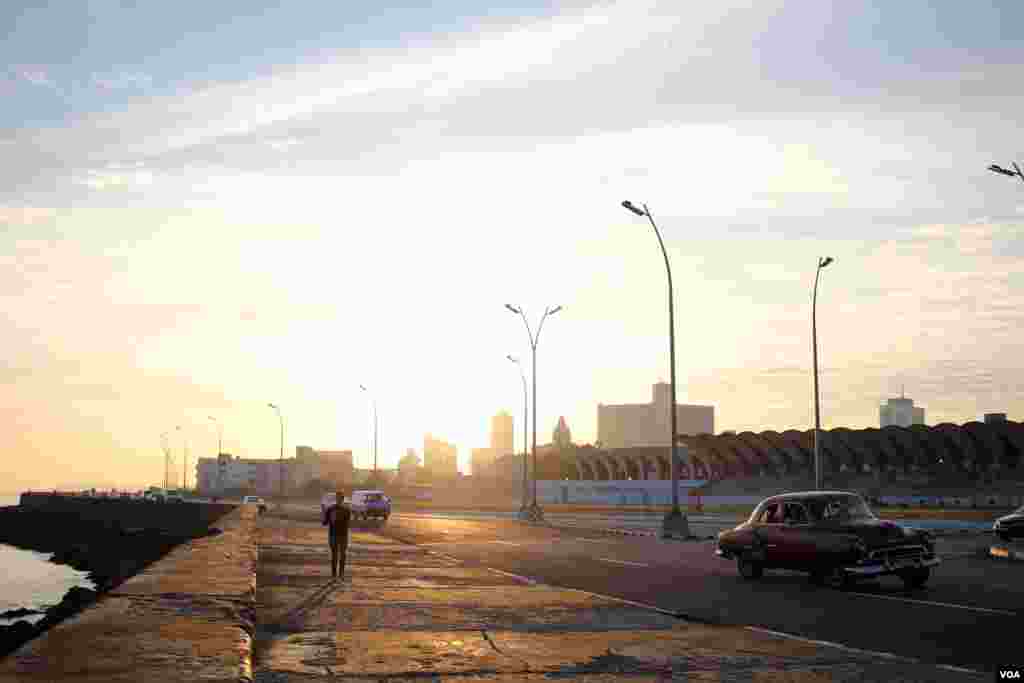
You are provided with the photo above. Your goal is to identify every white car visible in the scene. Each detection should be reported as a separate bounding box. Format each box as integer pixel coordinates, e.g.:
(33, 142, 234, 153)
(349, 490, 390, 522)
(242, 495, 267, 513)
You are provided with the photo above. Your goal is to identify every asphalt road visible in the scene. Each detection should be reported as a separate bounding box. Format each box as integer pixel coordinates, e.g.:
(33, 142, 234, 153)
(376, 511, 1020, 673)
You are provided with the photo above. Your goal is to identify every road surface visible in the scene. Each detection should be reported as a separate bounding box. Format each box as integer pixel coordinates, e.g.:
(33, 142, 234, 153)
(376, 511, 1018, 672)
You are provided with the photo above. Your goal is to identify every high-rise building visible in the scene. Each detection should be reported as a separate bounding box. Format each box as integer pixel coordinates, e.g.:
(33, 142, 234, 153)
(598, 382, 715, 449)
(552, 416, 572, 449)
(424, 434, 458, 479)
(490, 411, 514, 456)
(880, 397, 925, 427)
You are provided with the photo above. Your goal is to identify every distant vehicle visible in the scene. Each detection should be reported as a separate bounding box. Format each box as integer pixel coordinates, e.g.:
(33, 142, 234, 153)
(164, 489, 185, 503)
(993, 505, 1024, 542)
(716, 491, 940, 589)
(143, 489, 165, 502)
(242, 495, 267, 514)
(350, 490, 390, 522)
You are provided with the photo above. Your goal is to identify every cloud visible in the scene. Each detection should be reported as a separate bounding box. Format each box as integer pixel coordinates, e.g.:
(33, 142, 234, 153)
(0, 206, 56, 224)
(91, 72, 153, 91)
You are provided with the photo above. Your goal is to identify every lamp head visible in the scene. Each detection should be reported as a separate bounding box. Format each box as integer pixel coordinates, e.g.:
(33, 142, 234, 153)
(359, 385, 367, 392)
(268, 403, 277, 409)
(548, 305, 563, 315)
(989, 164, 1017, 177)
(504, 304, 520, 314)
(506, 354, 518, 363)
(819, 256, 834, 268)
(621, 200, 646, 216)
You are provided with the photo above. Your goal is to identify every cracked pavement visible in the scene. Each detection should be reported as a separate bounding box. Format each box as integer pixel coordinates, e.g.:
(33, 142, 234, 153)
(252, 513, 985, 682)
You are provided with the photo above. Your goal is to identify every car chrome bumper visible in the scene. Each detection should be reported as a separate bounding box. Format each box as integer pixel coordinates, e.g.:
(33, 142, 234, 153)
(844, 556, 941, 576)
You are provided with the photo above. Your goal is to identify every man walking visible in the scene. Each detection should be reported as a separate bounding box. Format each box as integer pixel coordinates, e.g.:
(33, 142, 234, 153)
(322, 489, 352, 579)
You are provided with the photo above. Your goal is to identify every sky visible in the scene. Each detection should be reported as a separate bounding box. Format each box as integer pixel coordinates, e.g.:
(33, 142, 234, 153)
(2, 0, 1023, 491)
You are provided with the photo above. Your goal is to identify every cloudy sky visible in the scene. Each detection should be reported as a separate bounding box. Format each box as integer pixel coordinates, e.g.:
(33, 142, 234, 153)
(2, 0, 1023, 490)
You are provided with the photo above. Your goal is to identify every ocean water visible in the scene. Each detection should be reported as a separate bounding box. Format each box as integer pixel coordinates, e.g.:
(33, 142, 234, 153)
(0, 494, 95, 625)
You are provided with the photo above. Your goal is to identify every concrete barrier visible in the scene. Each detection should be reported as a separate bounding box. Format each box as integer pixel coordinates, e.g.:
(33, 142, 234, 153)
(0, 505, 258, 682)
(18, 492, 235, 534)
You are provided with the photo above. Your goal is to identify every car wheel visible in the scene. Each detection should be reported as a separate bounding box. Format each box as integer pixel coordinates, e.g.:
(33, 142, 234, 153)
(900, 567, 930, 590)
(737, 554, 763, 580)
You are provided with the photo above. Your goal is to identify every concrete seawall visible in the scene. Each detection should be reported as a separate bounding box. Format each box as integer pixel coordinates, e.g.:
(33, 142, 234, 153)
(0, 502, 258, 682)
(18, 492, 236, 533)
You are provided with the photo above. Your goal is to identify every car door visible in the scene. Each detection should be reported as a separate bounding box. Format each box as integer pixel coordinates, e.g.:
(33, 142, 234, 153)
(751, 501, 786, 567)
(778, 501, 815, 568)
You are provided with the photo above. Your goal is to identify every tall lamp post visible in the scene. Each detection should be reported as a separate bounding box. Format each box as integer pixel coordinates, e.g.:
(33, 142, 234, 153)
(507, 355, 529, 515)
(174, 425, 182, 490)
(359, 385, 379, 479)
(812, 256, 834, 491)
(161, 431, 172, 490)
(208, 416, 223, 456)
(505, 304, 561, 522)
(268, 403, 284, 499)
(988, 162, 1024, 185)
(621, 200, 689, 539)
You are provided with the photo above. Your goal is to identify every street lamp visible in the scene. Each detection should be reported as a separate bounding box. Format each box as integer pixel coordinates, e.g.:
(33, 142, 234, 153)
(505, 303, 561, 522)
(268, 403, 284, 499)
(359, 385, 379, 478)
(812, 256, 834, 491)
(208, 416, 223, 456)
(988, 162, 1024, 183)
(621, 200, 689, 539)
(507, 355, 529, 515)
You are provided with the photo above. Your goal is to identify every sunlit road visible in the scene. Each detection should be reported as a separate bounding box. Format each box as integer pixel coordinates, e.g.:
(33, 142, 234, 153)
(376, 511, 1020, 672)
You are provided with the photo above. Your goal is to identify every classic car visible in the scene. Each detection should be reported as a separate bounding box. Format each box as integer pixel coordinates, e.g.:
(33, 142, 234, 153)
(716, 491, 940, 589)
(993, 505, 1024, 542)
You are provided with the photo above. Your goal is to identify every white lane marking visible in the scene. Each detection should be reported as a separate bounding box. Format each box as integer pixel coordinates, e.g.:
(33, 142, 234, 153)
(844, 590, 1016, 616)
(745, 626, 984, 676)
(490, 540, 522, 546)
(596, 557, 650, 567)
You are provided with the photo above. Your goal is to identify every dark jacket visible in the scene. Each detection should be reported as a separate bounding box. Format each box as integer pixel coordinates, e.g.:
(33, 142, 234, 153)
(323, 503, 351, 533)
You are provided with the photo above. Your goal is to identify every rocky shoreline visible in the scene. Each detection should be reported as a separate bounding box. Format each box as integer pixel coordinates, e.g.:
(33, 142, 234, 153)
(0, 504, 219, 658)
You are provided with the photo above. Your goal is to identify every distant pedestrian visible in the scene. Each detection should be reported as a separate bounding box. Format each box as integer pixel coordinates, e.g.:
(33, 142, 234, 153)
(322, 489, 352, 579)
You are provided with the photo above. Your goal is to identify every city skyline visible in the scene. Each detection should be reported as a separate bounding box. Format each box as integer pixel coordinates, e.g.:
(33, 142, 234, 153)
(2, 1, 1022, 490)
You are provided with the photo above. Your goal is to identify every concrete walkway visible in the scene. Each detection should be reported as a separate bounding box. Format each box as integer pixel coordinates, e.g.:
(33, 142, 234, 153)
(253, 515, 984, 681)
(0, 506, 257, 682)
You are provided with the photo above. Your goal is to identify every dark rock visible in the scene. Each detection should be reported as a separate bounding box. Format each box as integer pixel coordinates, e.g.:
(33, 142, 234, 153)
(0, 608, 40, 619)
(0, 619, 38, 657)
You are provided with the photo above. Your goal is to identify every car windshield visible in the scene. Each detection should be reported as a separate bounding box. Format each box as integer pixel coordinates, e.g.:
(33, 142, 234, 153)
(804, 495, 875, 521)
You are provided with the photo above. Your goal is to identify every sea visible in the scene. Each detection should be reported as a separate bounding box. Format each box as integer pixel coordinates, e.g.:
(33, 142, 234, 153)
(0, 494, 95, 625)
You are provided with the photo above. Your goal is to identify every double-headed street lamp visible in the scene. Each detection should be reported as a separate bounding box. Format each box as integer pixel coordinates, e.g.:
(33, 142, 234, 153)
(621, 200, 689, 539)
(812, 256, 834, 491)
(505, 304, 561, 522)
(988, 162, 1024, 184)
(359, 385, 379, 476)
(506, 355, 529, 514)
(268, 403, 284, 499)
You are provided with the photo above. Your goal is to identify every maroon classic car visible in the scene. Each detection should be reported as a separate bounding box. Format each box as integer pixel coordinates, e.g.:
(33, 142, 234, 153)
(716, 491, 940, 589)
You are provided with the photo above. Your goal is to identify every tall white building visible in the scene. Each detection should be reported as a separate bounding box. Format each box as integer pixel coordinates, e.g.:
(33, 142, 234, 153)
(880, 397, 925, 427)
(597, 382, 714, 449)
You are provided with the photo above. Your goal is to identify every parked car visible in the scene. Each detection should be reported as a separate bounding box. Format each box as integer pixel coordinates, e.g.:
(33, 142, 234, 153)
(993, 505, 1024, 542)
(242, 495, 267, 514)
(164, 490, 185, 503)
(350, 490, 390, 522)
(716, 491, 940, 589)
